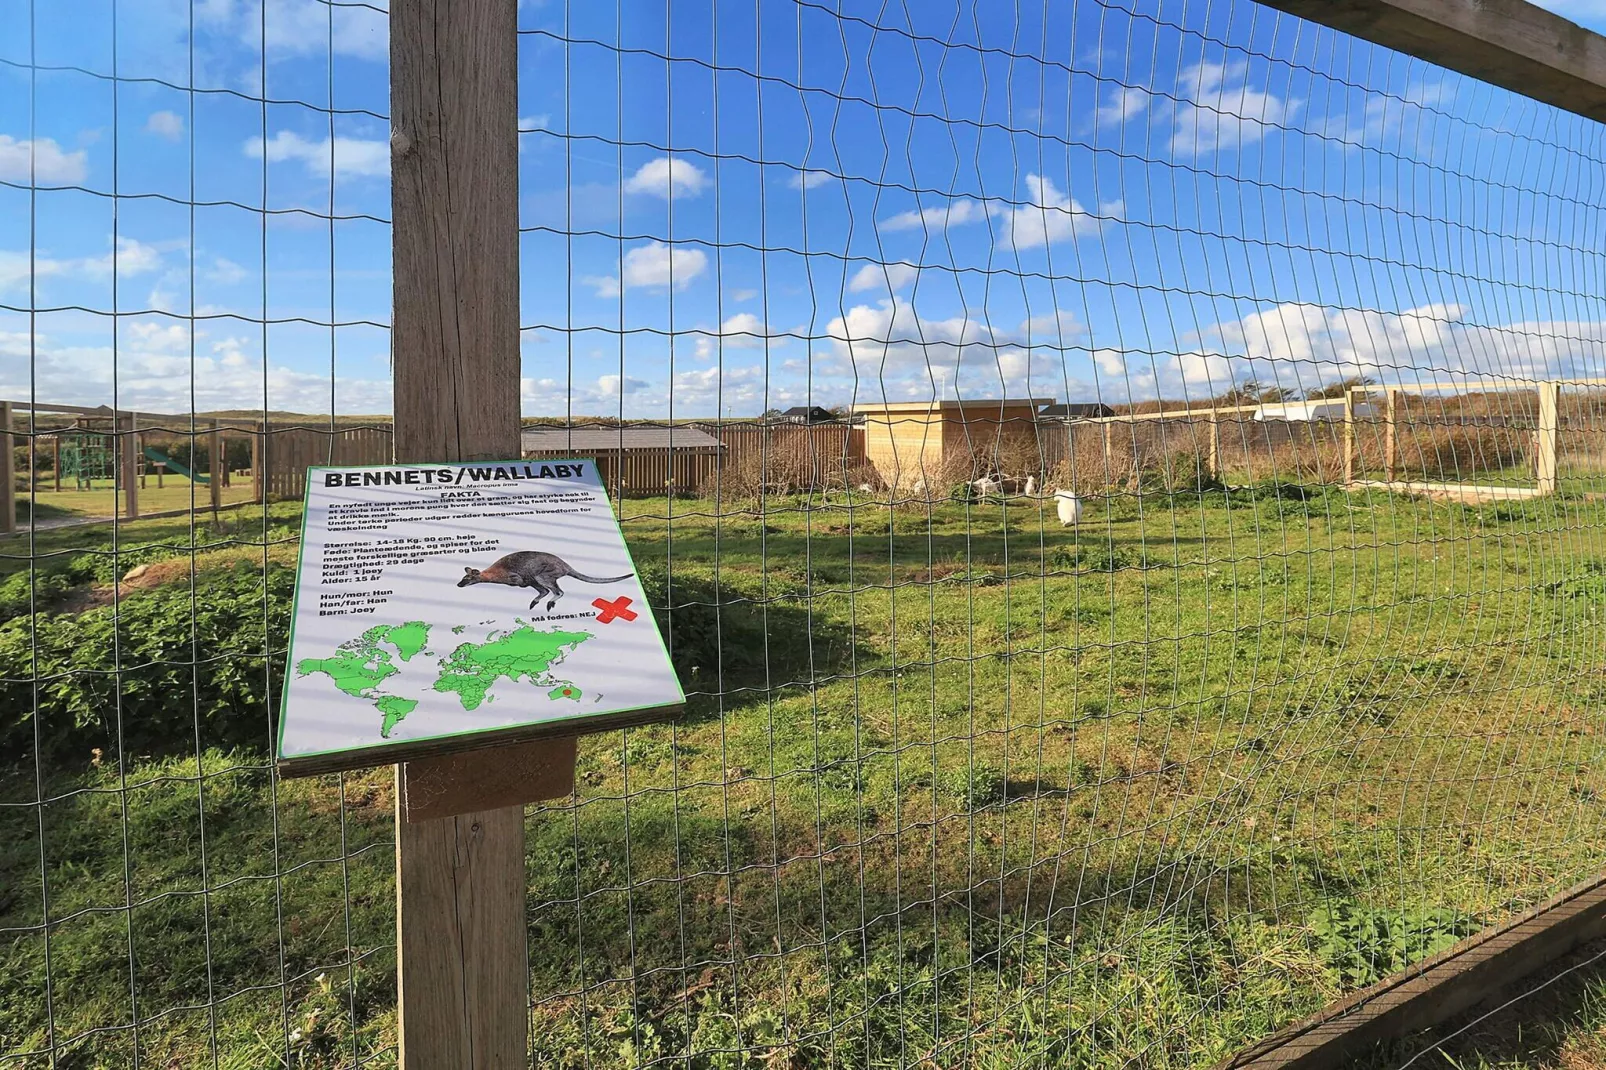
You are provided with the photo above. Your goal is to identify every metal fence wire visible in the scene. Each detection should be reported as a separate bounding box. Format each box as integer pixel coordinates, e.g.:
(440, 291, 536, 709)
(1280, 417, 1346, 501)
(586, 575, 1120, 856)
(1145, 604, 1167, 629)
(5, 0, 1606, 1067)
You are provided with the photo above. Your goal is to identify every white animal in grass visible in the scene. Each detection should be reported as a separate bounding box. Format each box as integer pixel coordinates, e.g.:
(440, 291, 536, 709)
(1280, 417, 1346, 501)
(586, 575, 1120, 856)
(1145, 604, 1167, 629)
(1054, 488, 1083, 526)
(1023, 474, 1038, 496)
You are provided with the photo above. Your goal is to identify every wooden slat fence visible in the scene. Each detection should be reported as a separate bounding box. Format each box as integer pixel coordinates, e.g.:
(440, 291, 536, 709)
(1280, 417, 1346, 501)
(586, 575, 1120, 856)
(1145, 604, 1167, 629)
(258, 423, 394, 500)
(522, 423, 868, 497)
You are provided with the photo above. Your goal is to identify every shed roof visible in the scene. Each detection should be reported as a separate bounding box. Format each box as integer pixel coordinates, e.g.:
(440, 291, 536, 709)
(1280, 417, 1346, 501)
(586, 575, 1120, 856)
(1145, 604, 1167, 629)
(520, 426, 726, 453)
(1040, 402, 1115, 418)
(852, 398, 1052, 414)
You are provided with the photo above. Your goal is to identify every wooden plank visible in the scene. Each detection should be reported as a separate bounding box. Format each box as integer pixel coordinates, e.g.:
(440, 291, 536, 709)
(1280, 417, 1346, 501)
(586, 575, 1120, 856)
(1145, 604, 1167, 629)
(210, 422, 223, 512)
(0, 402, 13, 534)
(1342, 389, 1356, 485)
(401, 736, 577, 822)
(389, 1, 540, 1067)
(121, 413, 140, 520)
(1384, 388, 1399, 482)
(1206, 412, 1221, 481)
(395, 797, 528, 1070)
(1537, 380, 1560, 494)
(1216, 871, 1606, 1069)
(1256, 0, 1606, 124)
(251, 420, 263, 503)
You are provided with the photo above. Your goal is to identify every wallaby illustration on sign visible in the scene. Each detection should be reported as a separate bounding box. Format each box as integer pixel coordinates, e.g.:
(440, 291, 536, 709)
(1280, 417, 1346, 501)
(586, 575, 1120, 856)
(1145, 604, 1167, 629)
(457, 551, 634, 611)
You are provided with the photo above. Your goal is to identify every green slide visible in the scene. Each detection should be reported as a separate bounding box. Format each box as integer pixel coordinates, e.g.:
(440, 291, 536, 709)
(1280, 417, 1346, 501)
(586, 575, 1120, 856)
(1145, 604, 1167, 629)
(143, 446, 209, 483)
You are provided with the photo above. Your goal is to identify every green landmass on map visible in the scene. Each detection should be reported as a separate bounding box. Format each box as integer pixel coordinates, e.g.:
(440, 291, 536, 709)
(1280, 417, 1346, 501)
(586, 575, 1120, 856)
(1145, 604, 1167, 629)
(296, 621, 434, 735)
(548, 682, 581, 701)
(432, 626, 593, 712)
(375, 696, 418, 737)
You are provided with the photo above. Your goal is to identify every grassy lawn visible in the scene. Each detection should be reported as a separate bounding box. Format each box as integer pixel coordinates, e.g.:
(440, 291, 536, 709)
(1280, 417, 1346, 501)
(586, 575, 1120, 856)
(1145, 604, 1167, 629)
(3, 483, 1606, 1067)
(14, 475, 259, 521)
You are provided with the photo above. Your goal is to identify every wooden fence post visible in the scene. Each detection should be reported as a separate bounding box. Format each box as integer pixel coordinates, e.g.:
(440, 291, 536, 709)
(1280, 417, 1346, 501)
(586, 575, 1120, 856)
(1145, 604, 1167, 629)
(209, 422, 223, 512)
(251, 421, 264, 504)
(1206, 412, 1221, 483)
(391, 2, 558, 1068)
(1342, 390, 1356, 486)
(0, 402, 13, 534)
(1537, 380, 1560, 495)
(121, 413, 140, 520)
(1384, 387, 1399, 482)
(52, 431, 61, 493)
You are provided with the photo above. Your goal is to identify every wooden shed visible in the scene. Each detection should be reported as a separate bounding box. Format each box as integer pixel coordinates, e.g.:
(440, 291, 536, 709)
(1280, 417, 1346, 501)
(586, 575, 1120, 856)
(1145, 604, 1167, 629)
(852, 398, 1053, 488)
(521, 426, 725, 496)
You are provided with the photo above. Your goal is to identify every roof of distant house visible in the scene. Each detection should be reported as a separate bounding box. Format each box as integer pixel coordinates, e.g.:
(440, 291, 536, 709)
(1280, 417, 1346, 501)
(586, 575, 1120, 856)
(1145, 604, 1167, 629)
(776, 405, 838, 421)
(520, 426, 726, 453)
(1039, 402, 1115, 418)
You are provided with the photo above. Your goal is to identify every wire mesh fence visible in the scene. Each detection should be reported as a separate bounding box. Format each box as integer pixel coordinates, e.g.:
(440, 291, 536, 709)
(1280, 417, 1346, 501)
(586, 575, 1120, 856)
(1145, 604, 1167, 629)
(6, 0, 1606, 1067)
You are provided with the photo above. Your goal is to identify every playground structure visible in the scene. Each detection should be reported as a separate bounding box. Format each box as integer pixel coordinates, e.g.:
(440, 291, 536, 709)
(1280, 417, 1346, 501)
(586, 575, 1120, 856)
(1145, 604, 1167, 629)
(55, 432, 114, 489)
(0, 400, 393, 533)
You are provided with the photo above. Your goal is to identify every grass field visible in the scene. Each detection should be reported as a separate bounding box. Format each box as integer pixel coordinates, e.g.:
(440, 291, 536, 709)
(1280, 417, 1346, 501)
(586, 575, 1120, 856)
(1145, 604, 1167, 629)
(13, 474, 259, 522)
(3, 481, 1606, 1067)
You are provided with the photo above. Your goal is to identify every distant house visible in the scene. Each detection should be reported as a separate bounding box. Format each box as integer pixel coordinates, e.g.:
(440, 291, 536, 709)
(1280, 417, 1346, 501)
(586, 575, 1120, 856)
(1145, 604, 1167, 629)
(1253, 399, 1376, 422)
(1039, 402, 1114, 420)
(771, 405, 839, 425)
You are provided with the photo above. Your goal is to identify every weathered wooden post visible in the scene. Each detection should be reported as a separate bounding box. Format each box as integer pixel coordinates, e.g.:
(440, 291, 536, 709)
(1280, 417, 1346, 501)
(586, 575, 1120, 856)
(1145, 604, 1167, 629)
(52, 431, 61, 493)
(1537, 380, 1560, 495)
(1342, 389, 1356, 486)
(209, 421, 223, 512)
(251, 420, 264, 504)
(1206, 411, 1221, 483)
(0, 402, 13, 535)
(121, 412, 140, 520)
(390, 1, 570, 1066)
(1384, 387, 1399, 482)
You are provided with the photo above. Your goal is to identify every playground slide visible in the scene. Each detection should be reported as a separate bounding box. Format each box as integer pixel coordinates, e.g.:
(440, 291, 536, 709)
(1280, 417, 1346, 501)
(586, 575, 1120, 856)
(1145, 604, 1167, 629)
(143, 446, 209, 484)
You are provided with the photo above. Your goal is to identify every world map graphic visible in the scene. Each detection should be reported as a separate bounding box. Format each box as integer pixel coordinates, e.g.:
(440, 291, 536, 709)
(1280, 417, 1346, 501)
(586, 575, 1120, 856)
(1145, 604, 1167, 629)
(294, 621, 593, 738)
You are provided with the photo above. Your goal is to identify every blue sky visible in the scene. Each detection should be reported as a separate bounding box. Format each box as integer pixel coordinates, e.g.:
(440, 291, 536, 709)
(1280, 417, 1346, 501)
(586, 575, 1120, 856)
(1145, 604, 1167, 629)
(2, 0, 1604, 418)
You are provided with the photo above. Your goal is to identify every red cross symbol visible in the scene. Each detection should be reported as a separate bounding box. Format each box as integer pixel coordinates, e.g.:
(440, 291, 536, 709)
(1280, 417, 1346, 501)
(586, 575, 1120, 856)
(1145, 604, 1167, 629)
(592, 596, 638, 624)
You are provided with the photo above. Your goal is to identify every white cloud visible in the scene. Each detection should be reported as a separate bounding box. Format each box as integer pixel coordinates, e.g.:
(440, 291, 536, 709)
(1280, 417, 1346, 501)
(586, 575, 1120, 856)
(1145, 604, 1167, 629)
(584, 241, 708, 297)
(729, 288, 758, 303)
(879, 198, 988, 232)
(0, 136, 88, 184)
(208, 257, 248, 285)
(0, 237, 162, 292)
(1096, 86, 1152, 127)
(995, 174, 1106, 250)
(788, 169, 838, 190)
(693, 312, 781, 360)
(519, 115, 551, 131)
(848, 262, 920, 293)
(0, 324, 392, 413)
(622, 156, 707, 199)
(597, 373, 651, 395)
(821, 297, 1066, 398)
(878, 177, 1107, 249)
(1169, 60, 1302, 156)
(244, 130, 389, 178)
(1315, 83, 1448, 146)
(146, 111, 185, 141)
(201, 0, 388, 61)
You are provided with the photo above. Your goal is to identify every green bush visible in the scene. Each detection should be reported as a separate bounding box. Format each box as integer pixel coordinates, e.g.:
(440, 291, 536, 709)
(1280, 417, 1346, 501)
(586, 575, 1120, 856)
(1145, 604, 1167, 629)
(0, 564, 293, 762)
(1308, 902, 1476, 987)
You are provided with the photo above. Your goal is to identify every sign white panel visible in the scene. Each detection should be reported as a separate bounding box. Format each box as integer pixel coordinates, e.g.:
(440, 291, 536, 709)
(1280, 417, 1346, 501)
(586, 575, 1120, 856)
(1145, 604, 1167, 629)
(277, 459, 682, 775)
